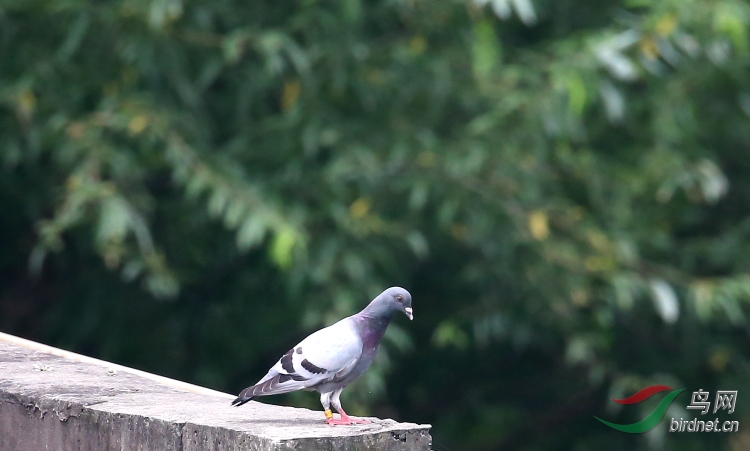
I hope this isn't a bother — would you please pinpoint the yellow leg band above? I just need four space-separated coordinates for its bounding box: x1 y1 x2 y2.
324 409 333 420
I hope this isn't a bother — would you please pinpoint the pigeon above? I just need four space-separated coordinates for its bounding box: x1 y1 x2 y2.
231 287 413 425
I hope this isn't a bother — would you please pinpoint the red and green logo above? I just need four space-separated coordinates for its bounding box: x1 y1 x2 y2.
595 385 685 433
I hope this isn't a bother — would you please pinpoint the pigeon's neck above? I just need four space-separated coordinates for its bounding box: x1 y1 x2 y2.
353 310 393 349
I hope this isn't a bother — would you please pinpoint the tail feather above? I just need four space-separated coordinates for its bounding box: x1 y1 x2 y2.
232 387 257 407
231 373 311 407
231 384 260 406
231 392 256 407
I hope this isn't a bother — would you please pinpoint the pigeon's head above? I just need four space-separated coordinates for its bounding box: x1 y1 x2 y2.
380 287 413 321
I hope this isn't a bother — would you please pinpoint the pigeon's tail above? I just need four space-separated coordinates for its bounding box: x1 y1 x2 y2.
231 392 256 407
231 384 259 407
231 373 311 407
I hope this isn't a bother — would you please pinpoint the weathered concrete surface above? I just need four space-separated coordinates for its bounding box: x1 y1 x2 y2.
0 341 431 451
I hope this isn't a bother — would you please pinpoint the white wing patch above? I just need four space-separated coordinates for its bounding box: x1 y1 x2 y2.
291 318 362 378
245 318 362 397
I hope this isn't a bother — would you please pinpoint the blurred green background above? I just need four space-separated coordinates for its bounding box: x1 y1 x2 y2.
2 0 750 450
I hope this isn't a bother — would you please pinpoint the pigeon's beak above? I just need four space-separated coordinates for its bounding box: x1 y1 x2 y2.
404 307 413 321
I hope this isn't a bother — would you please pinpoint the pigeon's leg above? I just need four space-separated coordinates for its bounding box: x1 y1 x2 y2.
322 391 353 425
330 388 370 425
320 392 340 425
321 391 352 425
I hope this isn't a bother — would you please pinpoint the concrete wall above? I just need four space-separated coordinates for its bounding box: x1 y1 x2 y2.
0 338 431 451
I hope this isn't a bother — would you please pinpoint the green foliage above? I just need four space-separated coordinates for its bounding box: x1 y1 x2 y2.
2 0 750 450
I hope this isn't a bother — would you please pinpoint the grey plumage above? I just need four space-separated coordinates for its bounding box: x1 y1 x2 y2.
231 287 413 424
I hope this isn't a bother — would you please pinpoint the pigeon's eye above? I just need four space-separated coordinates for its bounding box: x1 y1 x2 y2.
396 295 403 302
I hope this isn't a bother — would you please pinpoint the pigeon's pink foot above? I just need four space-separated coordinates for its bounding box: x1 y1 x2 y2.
324 409 371 425
326 417 353 426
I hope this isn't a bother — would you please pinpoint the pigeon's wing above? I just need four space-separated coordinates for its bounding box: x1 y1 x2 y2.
232 318 362 405
276 317 364 385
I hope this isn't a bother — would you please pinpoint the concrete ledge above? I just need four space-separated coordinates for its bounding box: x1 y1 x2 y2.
0 336 431 451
